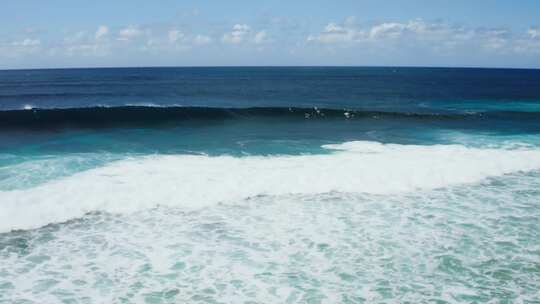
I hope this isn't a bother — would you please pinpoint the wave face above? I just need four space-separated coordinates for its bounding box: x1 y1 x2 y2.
1 106 539 131
2 141 540 232
0 106 414 128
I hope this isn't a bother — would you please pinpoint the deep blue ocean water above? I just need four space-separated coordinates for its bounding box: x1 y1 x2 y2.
1 67 540 303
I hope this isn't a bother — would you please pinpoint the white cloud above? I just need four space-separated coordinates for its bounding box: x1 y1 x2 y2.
308 19 473 45
528 28 540 39
58 27 113 57
168 29 184 43
12 38 41 47
512 29 540 54
369 22 406 39
64 31 87 43
307 23 363 43
478 29 510 51
95 26 109 40
222 24 250 44
118 26 143 41
305 18 540 57
0 38 42 58
2 19 540 67
254 31 267 44
194 35 212 45
64 43 110 57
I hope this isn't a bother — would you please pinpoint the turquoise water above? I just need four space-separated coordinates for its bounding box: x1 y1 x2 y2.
1 67 540 303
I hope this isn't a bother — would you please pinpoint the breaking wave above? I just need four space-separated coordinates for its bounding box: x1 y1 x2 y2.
1 106 539 129
1 141 540 232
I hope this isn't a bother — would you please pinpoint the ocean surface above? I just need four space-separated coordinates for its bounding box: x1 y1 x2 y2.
0 67 539 303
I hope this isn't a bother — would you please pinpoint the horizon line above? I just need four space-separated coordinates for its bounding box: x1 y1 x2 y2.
1 64 540 72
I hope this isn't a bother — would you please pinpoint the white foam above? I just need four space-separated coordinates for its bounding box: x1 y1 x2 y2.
124 102 184 107
2 141 540 232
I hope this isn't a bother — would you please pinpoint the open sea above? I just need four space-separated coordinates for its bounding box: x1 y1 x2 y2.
0 67 540 303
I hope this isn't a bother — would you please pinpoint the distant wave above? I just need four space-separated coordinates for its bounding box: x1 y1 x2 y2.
1 106 539 129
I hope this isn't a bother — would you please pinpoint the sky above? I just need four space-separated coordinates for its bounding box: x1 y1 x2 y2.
1 0 540 69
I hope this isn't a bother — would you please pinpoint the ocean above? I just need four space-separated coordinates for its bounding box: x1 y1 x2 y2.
0 67 539 303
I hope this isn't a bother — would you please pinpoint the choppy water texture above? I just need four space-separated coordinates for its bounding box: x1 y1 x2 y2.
1 67 540 303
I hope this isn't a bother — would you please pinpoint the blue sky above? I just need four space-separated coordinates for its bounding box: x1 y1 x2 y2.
1 0 540 69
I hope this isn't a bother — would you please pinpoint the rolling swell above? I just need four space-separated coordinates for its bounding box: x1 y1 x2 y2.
0 106 539 129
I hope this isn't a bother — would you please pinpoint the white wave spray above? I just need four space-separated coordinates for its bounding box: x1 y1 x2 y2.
1 141 540 232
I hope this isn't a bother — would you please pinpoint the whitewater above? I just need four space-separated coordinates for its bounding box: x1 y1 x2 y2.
2 141 540 232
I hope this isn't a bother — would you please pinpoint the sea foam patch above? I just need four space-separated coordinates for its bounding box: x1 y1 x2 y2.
1 141 540 232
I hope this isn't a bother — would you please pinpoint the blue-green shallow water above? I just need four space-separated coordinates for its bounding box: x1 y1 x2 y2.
1 67 540 303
